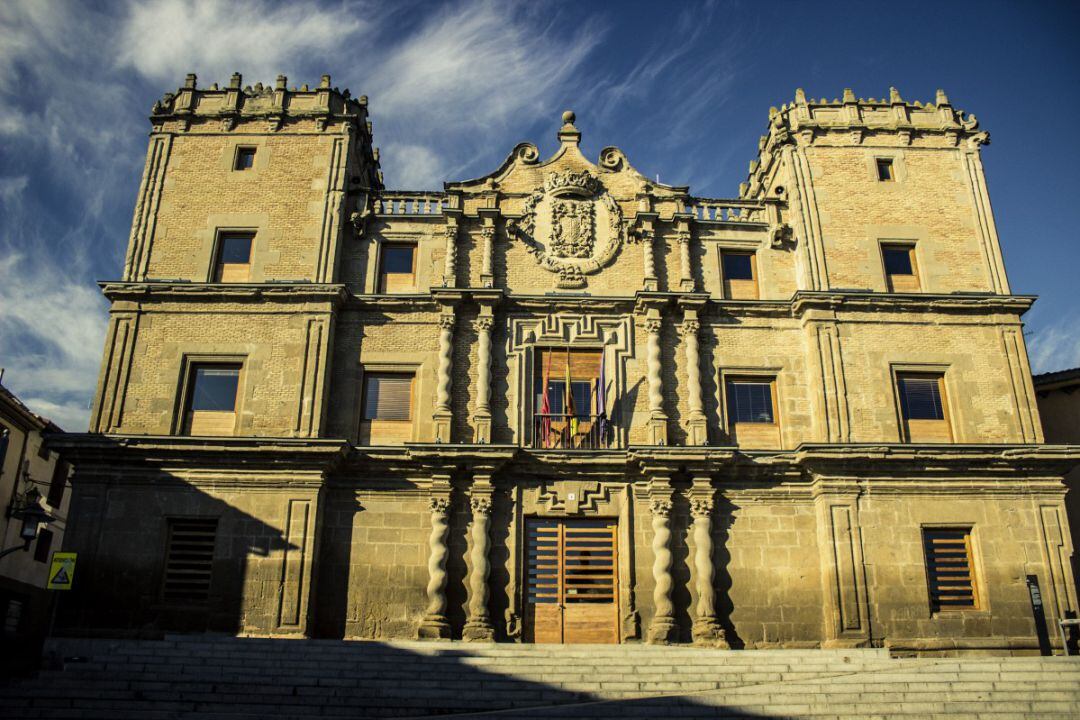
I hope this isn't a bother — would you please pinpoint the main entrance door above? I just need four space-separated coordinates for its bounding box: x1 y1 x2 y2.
524 517 619 643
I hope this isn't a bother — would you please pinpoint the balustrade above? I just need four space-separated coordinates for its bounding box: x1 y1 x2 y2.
683 198 766 223
376 192 454 215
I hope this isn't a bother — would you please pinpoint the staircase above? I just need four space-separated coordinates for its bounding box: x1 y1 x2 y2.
1 635 1078 719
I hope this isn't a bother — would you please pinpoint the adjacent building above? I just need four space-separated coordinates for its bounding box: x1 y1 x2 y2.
1 382 70 664
53 75 1078 653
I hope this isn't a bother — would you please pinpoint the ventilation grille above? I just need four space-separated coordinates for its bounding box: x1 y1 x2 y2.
924 528 977 611
163 518 218 602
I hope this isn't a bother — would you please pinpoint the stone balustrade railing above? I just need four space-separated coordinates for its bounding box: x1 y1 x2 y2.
683 198 767 223
377 192 456 215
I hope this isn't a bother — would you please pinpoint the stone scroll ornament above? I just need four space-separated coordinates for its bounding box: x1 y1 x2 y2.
507 170 625 289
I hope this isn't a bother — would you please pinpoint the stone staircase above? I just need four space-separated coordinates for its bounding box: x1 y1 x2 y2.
1 635 1078 719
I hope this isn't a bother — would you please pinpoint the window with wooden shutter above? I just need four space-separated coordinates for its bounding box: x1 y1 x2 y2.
923 527 978 612
378 244 416 293
897 372 952 443
720 251 759 299
882 243 919 292
213 231 254 282
163 518 218 602
183 363 241 436
359 373 414 445
724 376 780 449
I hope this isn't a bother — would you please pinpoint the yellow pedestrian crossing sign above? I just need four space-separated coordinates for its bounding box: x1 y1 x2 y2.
47 552 77 590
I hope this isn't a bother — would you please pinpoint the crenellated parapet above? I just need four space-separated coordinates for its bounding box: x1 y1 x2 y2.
741 87 989 199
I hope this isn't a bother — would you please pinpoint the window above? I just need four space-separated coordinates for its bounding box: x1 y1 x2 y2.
882 243 919 292
923 527 978 612
34 529 53 563
897 372 952 443
46 460 68 507
183 363 241 436
724 376 779 449
359 373 414 444
876 158 894 181
720 251 758 300
378 243 416 293
163 518 218 602
3 597 23 637
533 349 605 448
213 231 254 282
234 146 256 170
0 427 9 478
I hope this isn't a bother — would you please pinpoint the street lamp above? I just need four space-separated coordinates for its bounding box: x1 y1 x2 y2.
0 488 54 560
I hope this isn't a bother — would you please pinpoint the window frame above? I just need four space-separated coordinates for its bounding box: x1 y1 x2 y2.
233 146 257 171
161 517 219 604
174 357 245 436
211 229 255 283
719 249 759 300
875 157 895 182
377 242 418 293
893 367 954 443
720 371 782 449
880 242 920 293
359 370 417 445
921 525 983 614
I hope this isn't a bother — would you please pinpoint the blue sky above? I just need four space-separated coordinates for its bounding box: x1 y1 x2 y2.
1 0 1078 430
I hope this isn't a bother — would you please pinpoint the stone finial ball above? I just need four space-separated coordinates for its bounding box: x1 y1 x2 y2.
562 110 576 124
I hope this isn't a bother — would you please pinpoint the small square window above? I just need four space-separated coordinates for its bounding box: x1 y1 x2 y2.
214 232 253 282
876 158 894 181
720 251 758 299
882 243 919 292
183 363 241 436
378 244 416 293
360 373 415 444
234 147 256 170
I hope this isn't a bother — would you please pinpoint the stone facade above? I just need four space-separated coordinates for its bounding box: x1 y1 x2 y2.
53 76 1080 654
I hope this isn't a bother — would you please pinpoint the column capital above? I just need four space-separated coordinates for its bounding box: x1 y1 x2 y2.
690 497 713 518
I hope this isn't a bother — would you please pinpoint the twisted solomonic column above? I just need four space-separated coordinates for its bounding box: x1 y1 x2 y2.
638 228 658 290
442 223 458 287
418 496 452 639
646 497 677 643
690 497 728 646
681 318 708 446
472 316 493 443
463 496 495 641
676 230 694 291
434 313 454 441
480 226 495 286
645 316 667 445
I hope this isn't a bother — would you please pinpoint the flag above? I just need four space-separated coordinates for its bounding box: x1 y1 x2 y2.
596 348 608 445
539 350 552 447
565 347 578 438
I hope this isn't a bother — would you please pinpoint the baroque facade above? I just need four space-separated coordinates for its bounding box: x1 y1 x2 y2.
54 75 1079 653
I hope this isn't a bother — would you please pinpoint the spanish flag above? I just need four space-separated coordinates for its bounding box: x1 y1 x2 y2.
565 347 577 436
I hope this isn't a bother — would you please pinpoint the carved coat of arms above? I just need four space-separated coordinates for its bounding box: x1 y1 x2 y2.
508 170 624 288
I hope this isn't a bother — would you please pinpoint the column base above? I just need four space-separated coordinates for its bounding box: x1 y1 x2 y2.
472 414 492 444
687 417 708 446
692 617 729 648
648 417 668 446
417 616 451 640
462 620 495 642
679 279 695 292
433 413 452 444
645 616 678 644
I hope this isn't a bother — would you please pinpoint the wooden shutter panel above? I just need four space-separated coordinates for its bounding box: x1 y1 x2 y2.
163 519 218 602
924 528 978 611
363 375 413 421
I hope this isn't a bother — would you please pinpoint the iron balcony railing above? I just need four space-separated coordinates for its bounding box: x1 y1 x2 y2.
531 413 614 450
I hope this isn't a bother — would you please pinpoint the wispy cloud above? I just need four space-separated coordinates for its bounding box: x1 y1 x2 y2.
1028 316 1080 375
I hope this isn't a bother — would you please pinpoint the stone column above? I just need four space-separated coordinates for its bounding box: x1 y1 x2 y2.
480 226 495 287
472 316 493 443
681 316 708 445
645 315 667 445
646 494 677 643
641 228 658 291
434 312 454 442
690 495 727 646
677 230 694 291
419 495 452 639
463 494 495 641
442 222 458 287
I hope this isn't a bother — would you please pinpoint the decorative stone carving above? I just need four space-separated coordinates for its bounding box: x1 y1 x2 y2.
419 495 452 639
770 222 795 249
598 146 625 170
464 493 495 641
507 170 624 288
647 497 677 643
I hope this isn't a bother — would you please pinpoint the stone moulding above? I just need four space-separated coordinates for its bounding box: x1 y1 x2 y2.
100 281 348 306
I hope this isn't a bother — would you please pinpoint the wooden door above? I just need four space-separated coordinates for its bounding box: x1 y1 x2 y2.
524 518 618 644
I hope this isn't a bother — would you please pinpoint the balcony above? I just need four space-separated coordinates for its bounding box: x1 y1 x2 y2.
531 414 613 450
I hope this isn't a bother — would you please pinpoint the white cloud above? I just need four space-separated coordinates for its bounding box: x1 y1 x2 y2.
0 175 29 203
384 143 445 190
116 0 369 85
1028 316 1080 375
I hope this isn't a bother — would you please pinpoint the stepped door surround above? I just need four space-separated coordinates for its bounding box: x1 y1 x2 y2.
524 517 619 643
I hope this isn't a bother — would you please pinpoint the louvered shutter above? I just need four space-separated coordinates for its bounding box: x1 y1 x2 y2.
363 374 413 421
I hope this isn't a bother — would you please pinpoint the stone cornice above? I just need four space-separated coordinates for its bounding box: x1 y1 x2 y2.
100 281 348 306
790 291 1036 317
